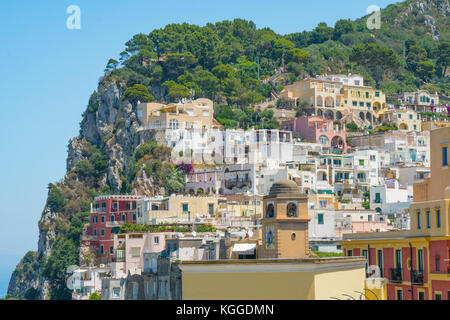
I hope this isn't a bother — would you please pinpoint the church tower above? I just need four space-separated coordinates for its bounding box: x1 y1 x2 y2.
261 180 310 259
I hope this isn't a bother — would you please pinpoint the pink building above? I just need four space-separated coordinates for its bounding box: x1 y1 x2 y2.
282 116 348 153
82 195 143 264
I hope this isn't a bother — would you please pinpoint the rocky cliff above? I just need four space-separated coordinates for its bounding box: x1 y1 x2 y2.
7 76 162 299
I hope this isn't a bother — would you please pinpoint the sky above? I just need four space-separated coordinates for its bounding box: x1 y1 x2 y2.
0 0 400 296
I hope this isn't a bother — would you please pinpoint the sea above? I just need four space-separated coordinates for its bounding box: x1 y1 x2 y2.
0 254 21 299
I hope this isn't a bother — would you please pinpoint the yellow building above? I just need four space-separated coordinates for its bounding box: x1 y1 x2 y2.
218 194 263 218
379 109 422 132
340 127 450 300
280 76 386 125
136 195 220 223
178 257 367 300
137 98 222 130
422 120 450 132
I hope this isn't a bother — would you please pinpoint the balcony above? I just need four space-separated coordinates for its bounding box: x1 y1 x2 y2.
106 221 126 228
389 267 402 283
411 270 424 285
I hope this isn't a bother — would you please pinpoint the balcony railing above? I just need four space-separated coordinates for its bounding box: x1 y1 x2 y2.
105 221 126 228
411 270 424 285
389 267 402 283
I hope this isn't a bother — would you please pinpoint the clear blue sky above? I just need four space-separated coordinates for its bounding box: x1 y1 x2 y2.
0 0 399 293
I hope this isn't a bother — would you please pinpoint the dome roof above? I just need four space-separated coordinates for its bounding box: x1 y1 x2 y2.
267 180 301 198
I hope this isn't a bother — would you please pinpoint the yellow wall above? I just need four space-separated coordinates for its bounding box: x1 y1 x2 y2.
180 261 366 300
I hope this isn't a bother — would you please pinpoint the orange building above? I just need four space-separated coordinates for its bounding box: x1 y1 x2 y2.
340 127 450 300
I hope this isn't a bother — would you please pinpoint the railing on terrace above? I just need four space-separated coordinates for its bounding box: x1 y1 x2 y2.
411 270 424 285
389 267 402 283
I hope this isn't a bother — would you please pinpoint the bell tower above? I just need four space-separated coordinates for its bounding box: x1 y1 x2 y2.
261 180 310 259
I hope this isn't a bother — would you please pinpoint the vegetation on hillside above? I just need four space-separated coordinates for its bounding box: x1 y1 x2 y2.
10 0 450 300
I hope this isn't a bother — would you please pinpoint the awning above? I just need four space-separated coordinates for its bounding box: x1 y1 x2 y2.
232 243 256 255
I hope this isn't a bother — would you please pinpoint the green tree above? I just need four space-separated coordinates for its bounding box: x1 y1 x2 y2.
123 84 155 104
47 187 66 213
163 80 191 101
333 19 354 40
350 43 401 86
104 59 119 72
436 42 449 77
89 292 101 300
309 22 334 44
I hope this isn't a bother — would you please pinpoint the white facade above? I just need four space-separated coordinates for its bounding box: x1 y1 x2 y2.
370 180 412 215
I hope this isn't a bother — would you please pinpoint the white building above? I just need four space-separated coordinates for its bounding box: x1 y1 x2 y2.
370 180 412 215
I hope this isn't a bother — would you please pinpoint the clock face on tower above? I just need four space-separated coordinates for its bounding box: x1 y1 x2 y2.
265 225 275 250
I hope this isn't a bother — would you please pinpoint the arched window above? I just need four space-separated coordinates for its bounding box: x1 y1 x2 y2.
318 136 329 145
266 203 275 218
287 203 298 217
169 119 179 130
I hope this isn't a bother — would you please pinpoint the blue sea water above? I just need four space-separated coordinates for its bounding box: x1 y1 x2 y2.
0 254 22 298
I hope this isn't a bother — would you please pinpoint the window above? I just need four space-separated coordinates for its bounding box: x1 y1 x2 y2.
202 110 209 117
113 203 118 209
318 214 324 225
154 236 159 244
113 288 121 298
419 291 425 300
436 257 440 273
94 229 97 236
362 250 368 272
443 147 448 166
266 203 275 218
131 247 141 257
208 204 214 216
437 209 441 228
378 250 383 277
318 136 329 145
435 294 442 300
348 250 353 257
100 245 104 254
287 203 297 217
101 216 105 223
366 103 371 108
396 289 403 300
359 159 364 166
427 211 430 229
395 249 402 269
375 193 381 203
359 102 364 107
110 246 114 254
122 215 126 222
418 249 424 272
132 213 136 221
110 215 115 222
417 212 421 229
101 229 105 236
182 204 189 212
352 101 357 106
169 119 179 130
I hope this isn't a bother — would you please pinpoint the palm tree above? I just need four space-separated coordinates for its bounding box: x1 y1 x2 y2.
166 165 185 195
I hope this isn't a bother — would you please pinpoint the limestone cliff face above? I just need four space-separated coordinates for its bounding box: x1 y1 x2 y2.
394 0 450 40
7 78 158 299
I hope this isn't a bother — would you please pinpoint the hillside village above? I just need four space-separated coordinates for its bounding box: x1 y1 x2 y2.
6 0 450 301
68 72 450 300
